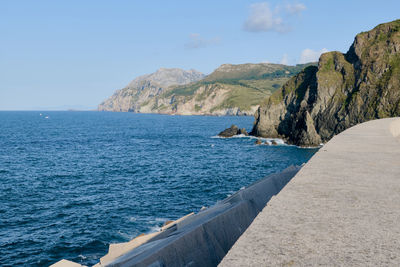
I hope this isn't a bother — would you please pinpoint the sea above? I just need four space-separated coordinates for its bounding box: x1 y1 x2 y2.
0 111 318 266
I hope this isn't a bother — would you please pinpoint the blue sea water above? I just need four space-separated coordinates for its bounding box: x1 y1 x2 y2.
0 111 317 266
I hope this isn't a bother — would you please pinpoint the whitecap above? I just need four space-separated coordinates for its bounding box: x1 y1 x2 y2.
147 225 161 233
116 230 132 240
211 134 286 145
211 134 250 139
150 217 170 223
231 134 248 138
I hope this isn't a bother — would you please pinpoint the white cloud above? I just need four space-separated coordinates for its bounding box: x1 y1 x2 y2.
184 33 220 49
285 3 306 14
243 2 306 33
280 54 290 65
243 2 287 33
299 48 329 63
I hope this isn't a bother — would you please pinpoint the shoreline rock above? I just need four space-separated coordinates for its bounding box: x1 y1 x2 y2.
238 128 249 136
218 125 239 137
217 125 249 138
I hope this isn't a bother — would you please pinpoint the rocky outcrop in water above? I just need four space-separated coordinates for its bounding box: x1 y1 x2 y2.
218 125 249 137
218 125 239 137
239 128 249 136
251 19 400 146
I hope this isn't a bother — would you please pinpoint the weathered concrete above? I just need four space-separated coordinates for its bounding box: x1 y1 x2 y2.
95 166 300 267
219 118 400 266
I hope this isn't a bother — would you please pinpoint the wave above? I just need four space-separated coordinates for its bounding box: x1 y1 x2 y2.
211 134 285 145
147 225 162 234
211 134 324 149
144 217 171 233
211 134 248 139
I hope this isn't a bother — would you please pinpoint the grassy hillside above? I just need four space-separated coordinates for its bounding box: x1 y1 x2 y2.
163 63 315 111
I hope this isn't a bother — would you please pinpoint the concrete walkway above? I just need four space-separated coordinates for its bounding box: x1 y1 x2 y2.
219 118 400 266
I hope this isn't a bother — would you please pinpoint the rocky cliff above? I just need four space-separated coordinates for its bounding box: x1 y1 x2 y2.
98 63 313 115
251 19 400 146
98 68 205 112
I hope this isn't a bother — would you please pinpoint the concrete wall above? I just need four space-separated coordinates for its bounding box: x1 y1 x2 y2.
97 166 300 267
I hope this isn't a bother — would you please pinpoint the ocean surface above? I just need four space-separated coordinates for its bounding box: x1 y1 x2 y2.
0 111 318 266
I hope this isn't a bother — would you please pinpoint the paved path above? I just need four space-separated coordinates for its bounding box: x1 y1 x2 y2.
219 118 400 266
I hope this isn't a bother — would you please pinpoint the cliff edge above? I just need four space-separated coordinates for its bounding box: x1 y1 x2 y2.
251 19 400 146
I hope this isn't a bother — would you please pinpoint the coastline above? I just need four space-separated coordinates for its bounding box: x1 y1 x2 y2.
96 110 256 117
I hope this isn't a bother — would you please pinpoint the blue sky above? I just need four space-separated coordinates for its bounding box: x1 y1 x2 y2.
1 0 399 110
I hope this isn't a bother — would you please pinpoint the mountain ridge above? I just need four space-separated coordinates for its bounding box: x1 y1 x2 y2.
98 68 205 113
98 63 314 115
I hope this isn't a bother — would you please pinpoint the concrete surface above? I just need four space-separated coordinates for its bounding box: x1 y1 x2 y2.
95 166 300 267
219 118 400 266
49 259 86 267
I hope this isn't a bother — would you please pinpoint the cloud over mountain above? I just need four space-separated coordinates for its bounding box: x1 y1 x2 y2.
299 48 329 63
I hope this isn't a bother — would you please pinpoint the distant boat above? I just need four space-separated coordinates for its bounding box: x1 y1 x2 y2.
45 116 49 119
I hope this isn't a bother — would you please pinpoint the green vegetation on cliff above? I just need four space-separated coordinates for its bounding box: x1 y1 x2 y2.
251 19 400 146
162 63 315 114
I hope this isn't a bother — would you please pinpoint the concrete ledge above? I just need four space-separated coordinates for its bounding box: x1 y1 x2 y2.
94 165 300 267
219 118 400 266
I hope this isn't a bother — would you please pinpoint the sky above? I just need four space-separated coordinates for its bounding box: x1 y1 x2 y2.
1 0 399 110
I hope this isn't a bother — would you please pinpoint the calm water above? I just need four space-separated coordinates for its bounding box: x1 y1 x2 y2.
0 111 317 266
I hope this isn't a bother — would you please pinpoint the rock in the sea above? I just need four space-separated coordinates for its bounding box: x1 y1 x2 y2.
251 19 400 146
218 125 239 137
255 139 262 145
238 128 249 136
271 140 278 146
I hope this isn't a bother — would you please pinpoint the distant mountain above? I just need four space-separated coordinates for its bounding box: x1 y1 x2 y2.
98 63 314 115
98 68 205 112
251 19 400 146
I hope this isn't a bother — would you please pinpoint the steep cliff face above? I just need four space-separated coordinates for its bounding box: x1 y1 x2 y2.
251 19 400 146
98 68 205 112
99 63 313 115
